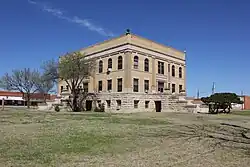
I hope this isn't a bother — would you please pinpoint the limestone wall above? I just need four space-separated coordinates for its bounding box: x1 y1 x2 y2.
84 92 189 112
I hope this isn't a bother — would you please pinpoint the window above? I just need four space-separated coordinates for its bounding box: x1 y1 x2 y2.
134 100 139 108
116 100 121 107
172 65 175 77
106 100 111 108
168 83 171 90
118 56 123 69
60 86 63 93
168 64 170 73
133 78 139 92
179 85 183 93
158 61 164 74
108 58 112 69
145 101 149 108
144 58 149 72
172 83 176 93
158 81 164 92
179 67 182 78
99 60 103 73
83 83 88 92
98 81 102 91
107 79 112 91
66 85 69 90
144 80 149 92
117 78 122 92
134 56 139 69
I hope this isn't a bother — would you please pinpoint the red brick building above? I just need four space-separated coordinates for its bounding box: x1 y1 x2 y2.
242 96 250 110
0 91 57 106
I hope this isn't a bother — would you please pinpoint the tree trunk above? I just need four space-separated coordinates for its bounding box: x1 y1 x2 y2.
72 94 78 112
27 94 31 109
43 93 47 104
72 97 77 112
1 98 4 111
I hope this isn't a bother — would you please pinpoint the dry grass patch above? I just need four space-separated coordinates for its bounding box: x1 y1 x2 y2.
0 109 250 167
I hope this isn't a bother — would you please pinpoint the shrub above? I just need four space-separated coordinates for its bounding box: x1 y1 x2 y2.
54 105 60 112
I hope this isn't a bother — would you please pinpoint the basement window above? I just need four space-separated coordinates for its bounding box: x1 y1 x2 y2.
134 100 139 108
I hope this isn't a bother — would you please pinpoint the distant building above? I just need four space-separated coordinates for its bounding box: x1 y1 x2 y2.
0 91 57 106
234 95 250 110
59 31 186 112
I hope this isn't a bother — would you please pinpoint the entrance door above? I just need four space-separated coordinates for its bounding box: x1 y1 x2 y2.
86 100 92 111
155 101 162 112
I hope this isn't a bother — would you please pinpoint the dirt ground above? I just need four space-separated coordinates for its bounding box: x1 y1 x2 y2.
0 109 250 167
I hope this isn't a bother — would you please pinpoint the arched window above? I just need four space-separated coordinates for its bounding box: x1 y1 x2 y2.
134 56 139 69
108 58 112 69
118 56 123 70
172 65 175 77
99 60 103 73
179 67 182 78
144 58 149 72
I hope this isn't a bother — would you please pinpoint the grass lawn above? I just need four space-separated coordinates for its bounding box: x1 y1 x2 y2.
231 110 250 116
0 109 250 167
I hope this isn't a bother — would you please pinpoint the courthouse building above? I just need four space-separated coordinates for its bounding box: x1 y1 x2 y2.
59 30 186 112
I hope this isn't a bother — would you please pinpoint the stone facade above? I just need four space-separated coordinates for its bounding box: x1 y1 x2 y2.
59 31 187 112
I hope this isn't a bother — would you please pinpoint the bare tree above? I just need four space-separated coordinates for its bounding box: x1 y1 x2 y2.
43 52 95 112
34 73 55 103
0 68 39 108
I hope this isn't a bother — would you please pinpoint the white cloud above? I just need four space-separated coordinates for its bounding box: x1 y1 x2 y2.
28 0 115 37
28 0 37 4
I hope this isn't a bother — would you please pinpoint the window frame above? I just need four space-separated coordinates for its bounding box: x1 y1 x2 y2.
83 82 88 93
133 78 139 92
98 81 102 92
118 56 123 70
107 79 112 91
108 58 112 69
134 56 139 69
158 61 164 74
172 65 175 77
158 81 164 93
179 67 182 78
134 100 139 108
144 80 149 92
99 60 103 73
145 101 149 108
179 85 183 93
144 58 149 72
117 78 123 92
172 83 176 93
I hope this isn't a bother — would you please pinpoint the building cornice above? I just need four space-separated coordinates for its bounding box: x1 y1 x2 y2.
84 43 185 61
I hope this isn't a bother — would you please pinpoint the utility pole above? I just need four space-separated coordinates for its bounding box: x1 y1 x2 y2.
241 90 244 110
212 82 215 95
197 89 200 99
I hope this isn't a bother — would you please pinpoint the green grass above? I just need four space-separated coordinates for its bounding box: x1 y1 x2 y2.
0 110 169 166
1 109 250 167
231 110 250 116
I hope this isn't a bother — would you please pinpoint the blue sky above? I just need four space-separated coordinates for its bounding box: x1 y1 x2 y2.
0 0 250 97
